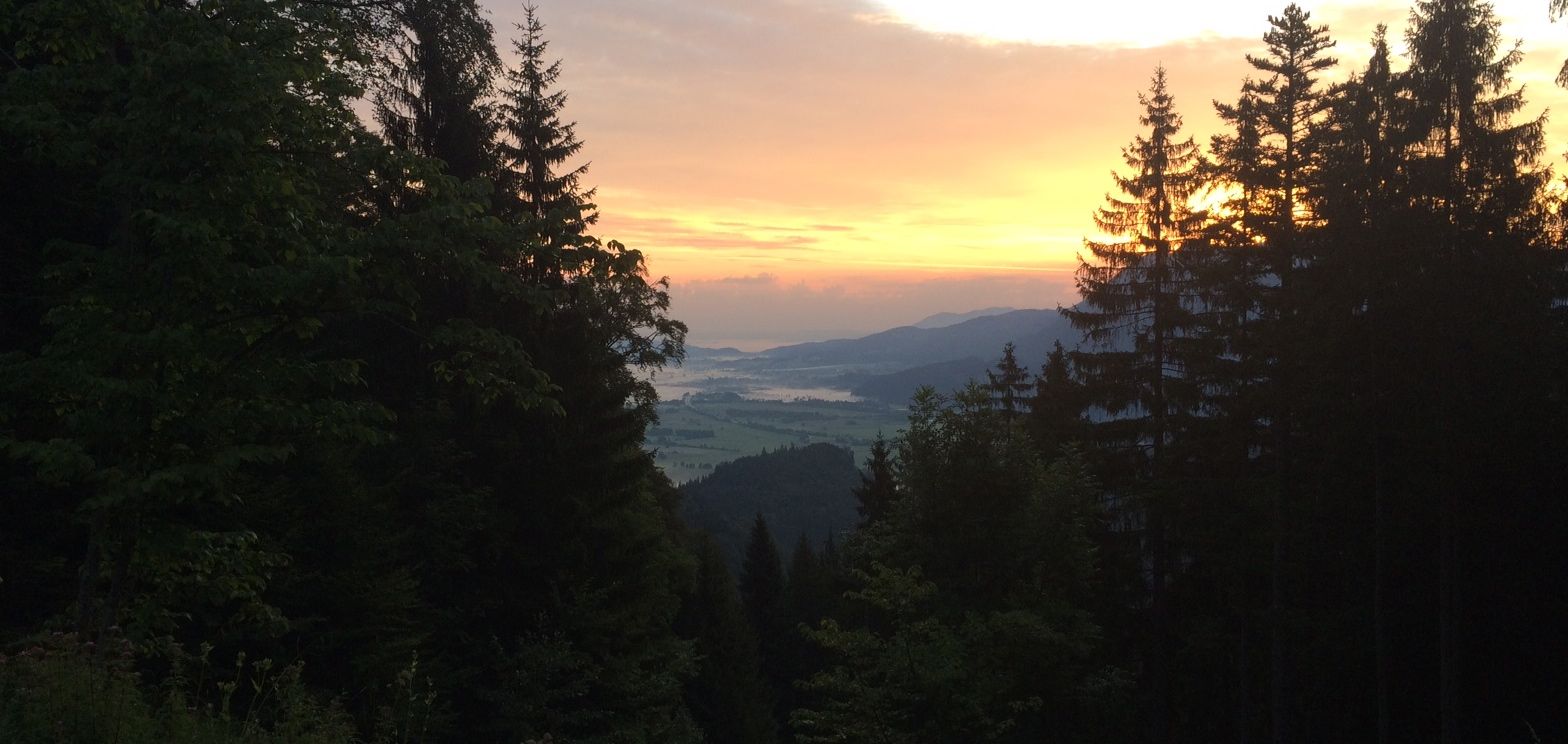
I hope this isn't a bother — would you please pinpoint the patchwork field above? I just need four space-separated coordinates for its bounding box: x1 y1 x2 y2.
649 393 910 483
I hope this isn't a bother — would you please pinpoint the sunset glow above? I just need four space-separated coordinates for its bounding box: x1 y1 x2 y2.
866 0 1288 47
502 0 1568 345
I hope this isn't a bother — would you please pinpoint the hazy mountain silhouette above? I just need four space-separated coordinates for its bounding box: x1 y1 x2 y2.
753 309 1073 370
910 306 1017 329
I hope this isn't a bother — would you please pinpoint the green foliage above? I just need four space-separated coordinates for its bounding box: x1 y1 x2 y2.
682 443 861 572
0 0 406 644
793 389 1123 743
852 435 899 529
497 3 596 245
676 537 778 744
2 1 696 741
0 634 357 744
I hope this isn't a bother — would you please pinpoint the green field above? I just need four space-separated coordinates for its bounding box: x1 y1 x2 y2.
649 393 910 483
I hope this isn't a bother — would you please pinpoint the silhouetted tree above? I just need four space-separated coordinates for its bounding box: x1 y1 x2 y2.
498 3 594 278
1220 9 1339 742
985 342 1031 419
1061 66 1208 741
372 0 502 182
853 436 898 528
1028 341 1083 460
678 536 778 744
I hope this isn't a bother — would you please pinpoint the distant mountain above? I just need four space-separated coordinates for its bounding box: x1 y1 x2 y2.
755 308 1074 372
684 344 754 360
849 356 989 404
680 443 861 572
911 306 1017 329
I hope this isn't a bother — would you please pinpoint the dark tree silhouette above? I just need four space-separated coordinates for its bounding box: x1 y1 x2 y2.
1061 67 1208 741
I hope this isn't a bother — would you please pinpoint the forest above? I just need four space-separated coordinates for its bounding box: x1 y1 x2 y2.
1 1 1565 743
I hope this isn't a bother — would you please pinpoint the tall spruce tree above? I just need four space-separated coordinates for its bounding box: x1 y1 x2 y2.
360 3 693 739
1400 2 1547 740
1216 9 1338 743
1061 67 1208 741
1062 67 1210 474
498 2 594 278
1309 26 1406 744
739 514 790 730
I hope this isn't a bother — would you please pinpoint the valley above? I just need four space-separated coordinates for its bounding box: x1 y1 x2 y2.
647 306 1074 481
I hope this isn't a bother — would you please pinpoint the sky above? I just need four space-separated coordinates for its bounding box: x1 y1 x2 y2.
479 0 1568 350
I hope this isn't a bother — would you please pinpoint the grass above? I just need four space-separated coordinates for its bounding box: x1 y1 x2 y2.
649 395 909 483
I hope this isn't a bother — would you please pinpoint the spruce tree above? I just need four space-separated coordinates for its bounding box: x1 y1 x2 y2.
362 3 693 738
1555 0 1568 87
1310 27 1405 743
677 536 778 744
985 342 1032 419
1062 66 1210 475
853 435 898 528
1400 3 1547 740
1219 10 1338 742
1027 341 1083 460
739 515 790 730
372 0 502 182
498 2 595 276
1061 67 1208 741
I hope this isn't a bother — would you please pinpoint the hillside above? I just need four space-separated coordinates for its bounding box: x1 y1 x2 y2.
679 442 861 570
848 356 989 404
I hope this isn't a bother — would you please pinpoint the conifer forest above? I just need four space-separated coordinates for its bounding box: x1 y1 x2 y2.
2 1 1567 742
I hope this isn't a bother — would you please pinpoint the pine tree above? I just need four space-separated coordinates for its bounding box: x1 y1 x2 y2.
1221 10 1339 743
985 342 1032 419
739 516 785 644
1399 3 1547 740
372 0 502 182
1060 68 1208 741
1062 66 1210 476
498 2 595 275
1027 341 1083 460
677 536 779 744
1310 27 1405 744
786 534 828 629
362 3 693 738
739 515 790 731
853 435 898 528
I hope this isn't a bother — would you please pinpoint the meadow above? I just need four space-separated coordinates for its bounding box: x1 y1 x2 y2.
649 393 908 483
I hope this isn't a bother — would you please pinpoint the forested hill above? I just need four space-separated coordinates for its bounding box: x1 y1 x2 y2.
849 356 988 403
680 443 860 570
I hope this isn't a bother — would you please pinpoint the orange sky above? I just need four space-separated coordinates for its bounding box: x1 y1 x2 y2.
483 0 1568 348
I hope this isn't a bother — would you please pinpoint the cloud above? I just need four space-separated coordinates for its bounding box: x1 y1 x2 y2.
670 272 1078 350
484 0 1568 347
704 273 781 286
